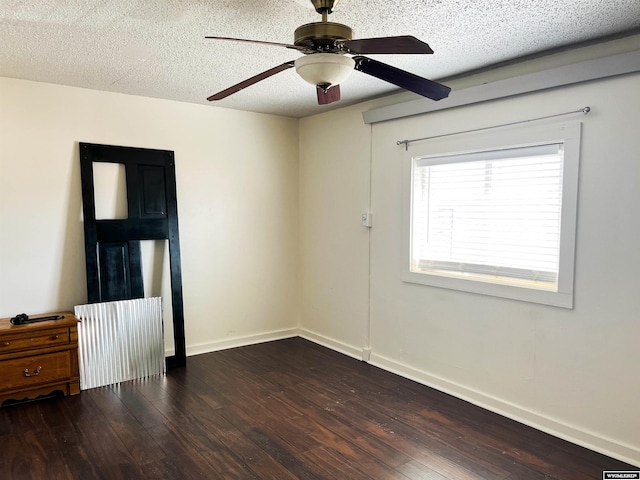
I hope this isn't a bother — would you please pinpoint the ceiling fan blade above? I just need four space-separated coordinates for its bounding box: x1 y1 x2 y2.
353 56 450 101
340 36 434 54
207 61 295 101
205 36 306 52
317 84 341 105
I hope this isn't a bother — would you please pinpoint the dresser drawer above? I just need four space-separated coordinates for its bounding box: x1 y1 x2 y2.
0 327 69 354
0 351 71 391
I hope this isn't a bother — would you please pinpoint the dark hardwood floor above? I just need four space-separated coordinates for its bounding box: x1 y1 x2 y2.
0 337 636 479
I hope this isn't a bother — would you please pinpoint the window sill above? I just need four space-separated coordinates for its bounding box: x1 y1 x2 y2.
402 270 573 308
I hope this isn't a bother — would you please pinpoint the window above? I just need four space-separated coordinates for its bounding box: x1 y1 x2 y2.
403 123 581 308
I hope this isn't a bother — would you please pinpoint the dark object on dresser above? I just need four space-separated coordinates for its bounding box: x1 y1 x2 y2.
10 313 65 325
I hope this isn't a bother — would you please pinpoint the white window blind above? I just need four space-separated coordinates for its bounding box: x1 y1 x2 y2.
410 143 564 291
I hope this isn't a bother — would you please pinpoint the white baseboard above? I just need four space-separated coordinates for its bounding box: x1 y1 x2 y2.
184 328 299 357
171 328 639 467
369 351 640 468
178 327 364 360
297 328 365 360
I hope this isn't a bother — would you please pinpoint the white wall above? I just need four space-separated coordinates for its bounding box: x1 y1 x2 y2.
299 54 640 465
0 78 300 354
298 105 372 355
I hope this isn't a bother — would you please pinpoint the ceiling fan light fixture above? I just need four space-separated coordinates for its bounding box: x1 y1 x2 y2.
295 53 355 87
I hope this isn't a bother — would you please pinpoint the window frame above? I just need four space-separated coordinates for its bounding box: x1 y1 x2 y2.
401 122 582 308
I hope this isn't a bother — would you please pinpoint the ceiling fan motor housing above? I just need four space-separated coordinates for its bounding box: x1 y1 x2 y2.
294 22 353 51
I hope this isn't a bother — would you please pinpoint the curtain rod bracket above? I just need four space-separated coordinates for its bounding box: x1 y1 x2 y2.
397 140 409 151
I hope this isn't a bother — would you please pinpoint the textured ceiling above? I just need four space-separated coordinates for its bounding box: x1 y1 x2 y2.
1 0 639 118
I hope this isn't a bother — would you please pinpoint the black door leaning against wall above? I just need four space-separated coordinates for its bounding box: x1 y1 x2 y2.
79 142 186 368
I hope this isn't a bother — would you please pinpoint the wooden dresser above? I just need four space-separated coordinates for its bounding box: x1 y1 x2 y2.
0 312 80 405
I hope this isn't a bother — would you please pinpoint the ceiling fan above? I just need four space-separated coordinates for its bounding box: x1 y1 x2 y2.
206 0 451 106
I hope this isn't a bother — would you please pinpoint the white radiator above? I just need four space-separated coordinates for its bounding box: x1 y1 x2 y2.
74 297 165 390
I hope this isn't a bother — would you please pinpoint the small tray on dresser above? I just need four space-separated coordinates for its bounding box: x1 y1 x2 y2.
0 312 80 405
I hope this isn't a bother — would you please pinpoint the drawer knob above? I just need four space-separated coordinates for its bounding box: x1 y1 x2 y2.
51 335 59 340
2 341 9 347
23 366 42 377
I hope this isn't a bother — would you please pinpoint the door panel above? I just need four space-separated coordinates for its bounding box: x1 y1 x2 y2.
79 142 186 368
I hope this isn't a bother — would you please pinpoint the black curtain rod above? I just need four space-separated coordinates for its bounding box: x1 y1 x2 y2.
397 107 591 150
